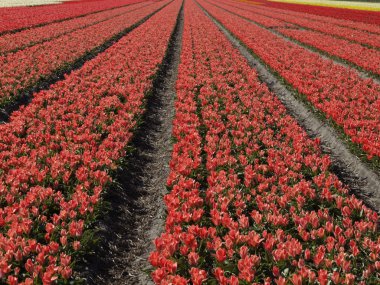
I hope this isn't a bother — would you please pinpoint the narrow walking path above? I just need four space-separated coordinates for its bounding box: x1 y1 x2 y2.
197 1 380 213
77 3 184 284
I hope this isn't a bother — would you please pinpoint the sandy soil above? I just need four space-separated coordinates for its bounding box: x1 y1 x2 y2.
0 0 74 8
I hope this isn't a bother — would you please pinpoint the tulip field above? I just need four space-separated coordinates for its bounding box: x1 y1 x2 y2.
0 0 379 284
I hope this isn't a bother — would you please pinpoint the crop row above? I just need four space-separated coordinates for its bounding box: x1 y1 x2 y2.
0 1 151 55
209 0 380 77
0 1 168 109
211 0 380 49
0 0 142 34
219 0 380 35
254 0 380 26
0 0 181 284
200 0 380 163
150 1 380 284
276 27 380 76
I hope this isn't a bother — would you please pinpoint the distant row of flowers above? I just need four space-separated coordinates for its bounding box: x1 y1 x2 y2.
211 0 380 49
208 0 380 76
0 0 142 34
0 1 164 108
150 1 379 284
249 0 380 27
201 0 380 163
0 1 150 55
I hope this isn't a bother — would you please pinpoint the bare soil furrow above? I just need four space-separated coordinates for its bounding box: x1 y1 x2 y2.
198 1 380 214
77 3 184 285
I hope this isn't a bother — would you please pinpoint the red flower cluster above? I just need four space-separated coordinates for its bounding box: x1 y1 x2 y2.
209 0 380 49
201 0 380 161
220 0 380 35
0 1 150 55
0 1 181 283
277 28 380 76
150 1 379 284
0 1 166 108
0 0 142 34
255 0 380 26
210 0 380 76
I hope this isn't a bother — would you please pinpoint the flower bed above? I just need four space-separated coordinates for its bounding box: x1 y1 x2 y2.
150 1 379 283
0 1 181 283
276 27 380 76
255 0 380 26
221 0 380 34
199 0 380 163
208 0 380 76
0 1 150 55
208 0 380 49
0 0 167 108
0 0 142 34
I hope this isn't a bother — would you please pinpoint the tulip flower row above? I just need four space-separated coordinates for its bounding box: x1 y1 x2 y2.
199 0 380 162
0 0 142 34
208 0 380 49
207 0 380 76
276 27 380 76
0 1 151 55
0 1 167 109
0 0 181 284
221 0 380 35
254 0 380 26
210 2 380 75
150 1 380 284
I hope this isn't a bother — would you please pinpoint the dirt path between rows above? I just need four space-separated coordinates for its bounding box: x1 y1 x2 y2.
205 0 380 84
198 1 380 214
76 3 183 285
